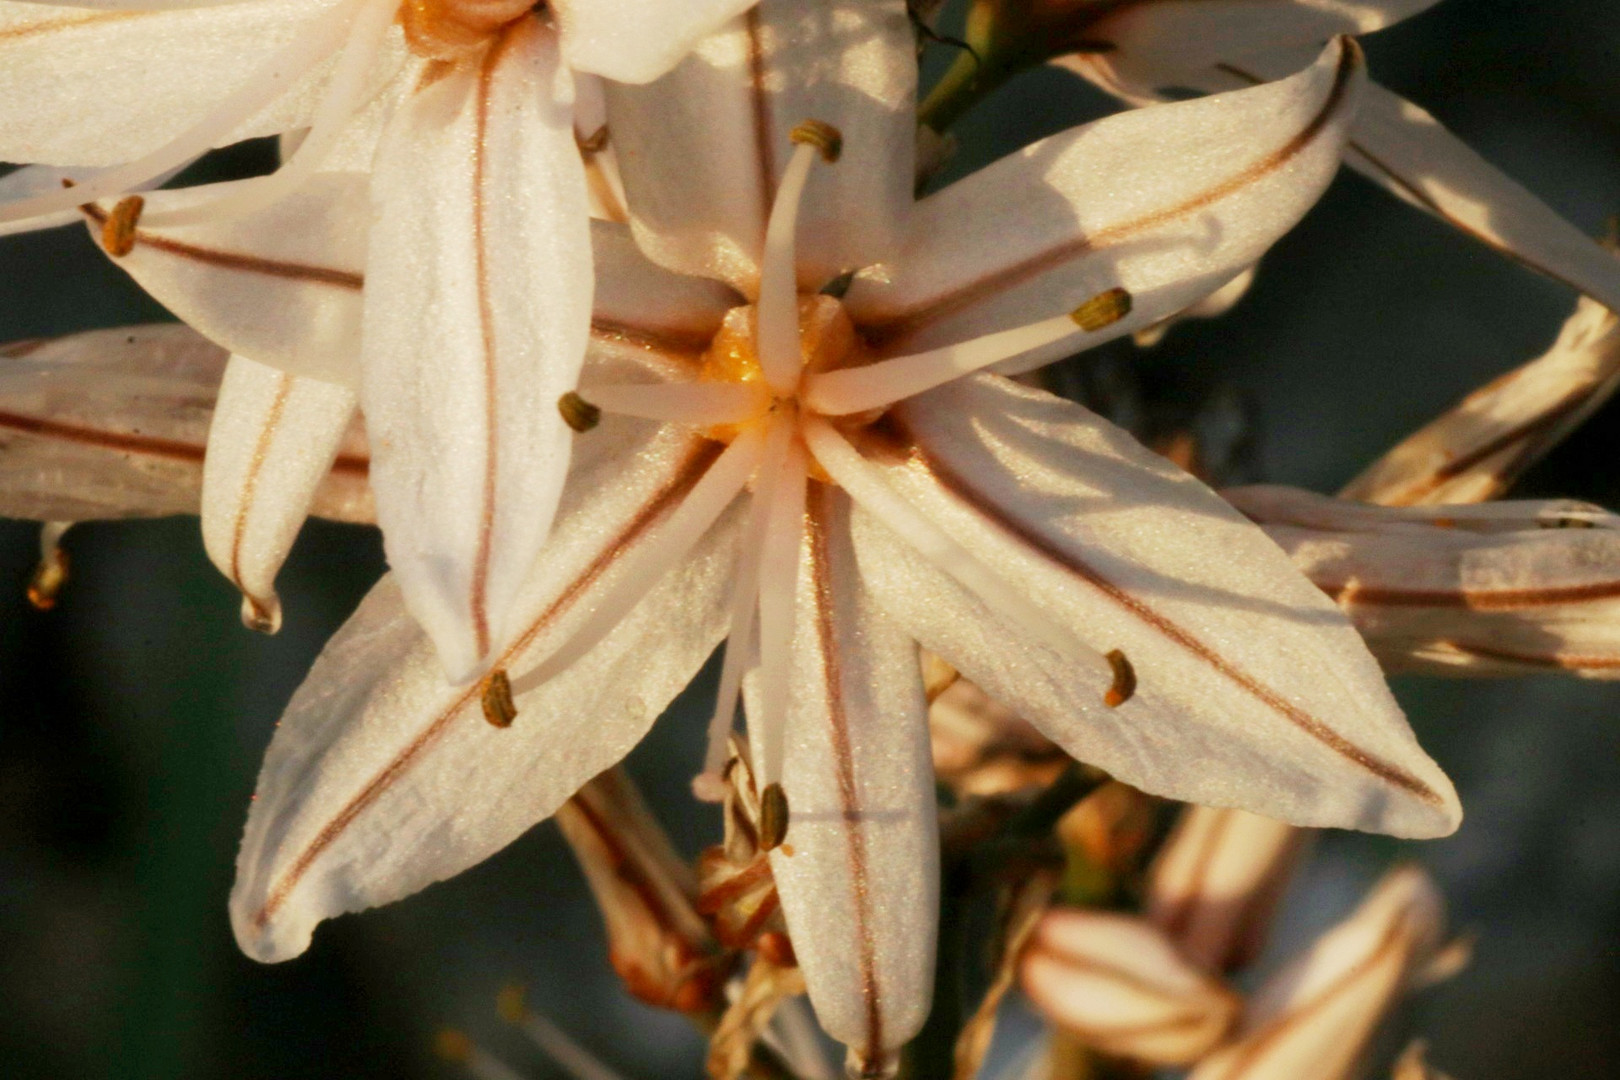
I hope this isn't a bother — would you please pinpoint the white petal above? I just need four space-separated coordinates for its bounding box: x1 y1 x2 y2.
0 0 405 166
0 324 221 519
87 172 369 384
848 374 1460 838
554 0 757 84
201 353 360 633
845 40 1363 371
591 219 741 347
362 19 593 683
603 0 915 294
1343 292 1620 506
1072 0 1436 89
0 159 188 237
230 417 740 963
741 486 936 1076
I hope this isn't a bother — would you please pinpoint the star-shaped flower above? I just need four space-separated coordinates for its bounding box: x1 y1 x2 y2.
215 7 1457 1071
0 0 757 679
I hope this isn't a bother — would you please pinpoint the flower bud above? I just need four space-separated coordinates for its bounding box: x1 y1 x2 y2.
1146 805 1309 973
1189 866 1453 1080
554 767 729 1014
1020 909 1240 1065
929 676 1067 797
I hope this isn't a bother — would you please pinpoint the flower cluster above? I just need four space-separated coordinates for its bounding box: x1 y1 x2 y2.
4 0 1619 1076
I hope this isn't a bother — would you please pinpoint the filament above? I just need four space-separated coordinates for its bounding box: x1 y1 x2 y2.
756 128 837 395
752 431 808 787
577 380 769 427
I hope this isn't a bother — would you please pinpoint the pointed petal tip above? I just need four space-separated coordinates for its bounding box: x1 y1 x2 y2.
240 592 283 635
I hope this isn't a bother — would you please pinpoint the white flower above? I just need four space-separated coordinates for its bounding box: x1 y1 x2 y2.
0 0 756 679
1230 484 1620 677
216 8 1460 1071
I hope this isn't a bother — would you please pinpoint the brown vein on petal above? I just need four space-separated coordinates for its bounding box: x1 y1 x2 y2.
229 371 294 616
1032 948 1194 1003
590 319 710 362
1320 576 1620 611
891 412 1444 806
1210 921 1410 1080
1154 808 1230 939
1214 61 1596 300
568 789 687 940
744 7 776 237
862 44 1360 348
808 485 885 1072
80 204 363 289
1441 640 1620 671
249 437 722 930
0 9 142 41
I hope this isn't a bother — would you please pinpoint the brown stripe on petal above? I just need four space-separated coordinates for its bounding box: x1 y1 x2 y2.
249 437 722 930
81 204 363 289
1320 577 1620 611
1443 640 1620 671
0 9 142 41
807 485 886 1072
1153 808 1232 940
590 318 711 362
744 7 776 236
0 408 207 462
863 44 1361 349
889 412 1445 806
229 371 294 619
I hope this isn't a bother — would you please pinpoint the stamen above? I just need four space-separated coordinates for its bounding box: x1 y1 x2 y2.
756 121 843 395
100 196 144 257
481 669 517 727
507 427 767 698
753 434 809 786
758 782 790 851
1103 649 1136 707
802 417 1115 682
0 0 368 227
498 985 627 1080
558 392 602 433
434 1029 529 1080
696 417 794 801
139 0 399 228
805 286 1135 417
577 381 768 427
26 521 72 612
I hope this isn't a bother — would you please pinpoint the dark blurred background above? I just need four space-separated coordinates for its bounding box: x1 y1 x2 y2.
4 1 1620 1077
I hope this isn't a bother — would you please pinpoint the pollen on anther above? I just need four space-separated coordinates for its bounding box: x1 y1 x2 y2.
481 670 517 728
1071 287 1132 332
1103 648 1136 708
789 119 843 162
759 782 790 851
102 195 145 257
26 549 68 612
559 391 601 433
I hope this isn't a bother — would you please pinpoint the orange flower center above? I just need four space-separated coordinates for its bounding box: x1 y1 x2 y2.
398 0 536 59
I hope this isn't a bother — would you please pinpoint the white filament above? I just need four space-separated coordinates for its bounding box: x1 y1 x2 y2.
0 0 368 226
580 380 768 427
513 1012 627 1080
39 521 72 561
139 0 397 227
507 427 765 697
802 416 1113 677
756 141 820 395
696 415 793 800
457 1046 529 1080
752 431 808 787
804 312 1086 416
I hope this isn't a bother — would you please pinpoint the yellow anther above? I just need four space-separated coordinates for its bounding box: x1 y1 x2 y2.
1103 648 1136 708
433 1028 475 1063
1070 287 1133 332
558 391 601 433
496 983 527 1024
26 548 68 612
481 669 517 728
790 119 843 162
759 782 790 851
102 196 145 258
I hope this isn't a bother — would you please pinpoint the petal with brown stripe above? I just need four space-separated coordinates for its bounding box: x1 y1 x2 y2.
230 415 741 963
554 0 758 84
844 39 1363 370
848 374 1460 839
86 171 369 385
362 18 592 684
603 0 915 296
201 353 361 633
741 486 937 1077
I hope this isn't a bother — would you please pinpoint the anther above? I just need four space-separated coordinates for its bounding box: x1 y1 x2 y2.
102 196 145 257
1071 287 1132 332
759 782 790 851
1103 648 1136 708
789 119 843 162
481 669 517 728
26 547 69 612
434 1028 475 1064
496 983 527 1024
558 391 601 433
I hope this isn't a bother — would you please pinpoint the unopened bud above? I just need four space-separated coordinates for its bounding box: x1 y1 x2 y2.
1021 909 1240 1065
929 676 1066 797
1146 805 1310 973
1189 866 1454 1080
